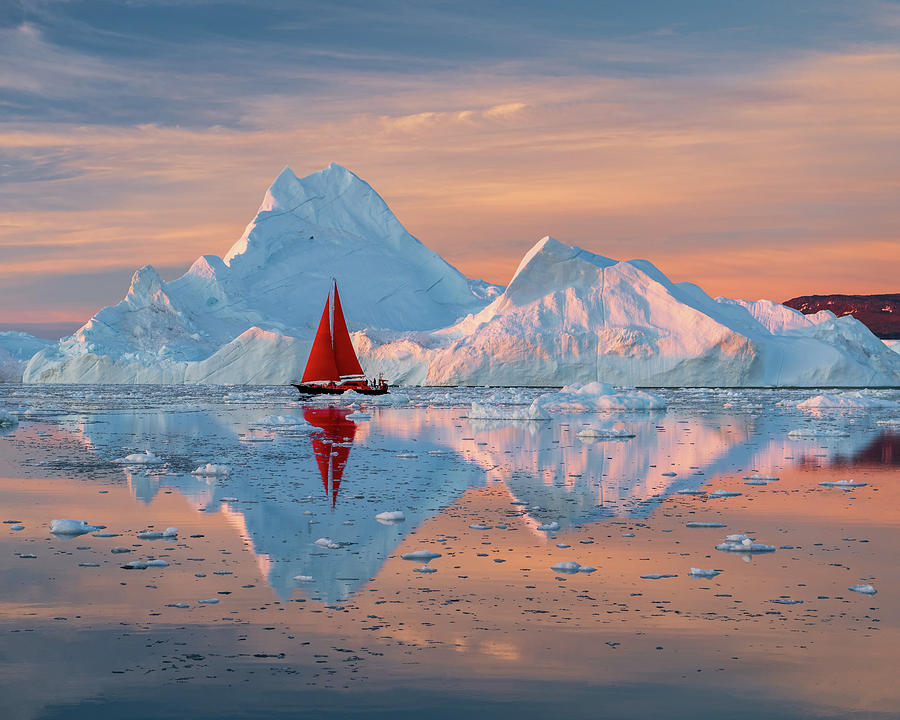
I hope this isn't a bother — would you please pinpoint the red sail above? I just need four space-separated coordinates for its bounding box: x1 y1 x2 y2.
301 297 340 383
331 284 365 379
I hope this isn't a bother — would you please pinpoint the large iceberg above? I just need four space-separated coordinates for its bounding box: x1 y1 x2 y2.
23 166 900 387
0 332 51 382
362 237 900 386
24 164 496 384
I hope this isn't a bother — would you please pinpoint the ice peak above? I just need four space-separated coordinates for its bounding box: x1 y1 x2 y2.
127 265 164 300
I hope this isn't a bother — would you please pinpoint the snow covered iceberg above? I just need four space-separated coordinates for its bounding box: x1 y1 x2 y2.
24 163 497 384
362 237 900 386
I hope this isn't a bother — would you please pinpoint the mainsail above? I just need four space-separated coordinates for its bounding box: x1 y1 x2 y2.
300 280 364 384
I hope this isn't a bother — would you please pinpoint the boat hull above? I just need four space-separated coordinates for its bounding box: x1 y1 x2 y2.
291 383 389 396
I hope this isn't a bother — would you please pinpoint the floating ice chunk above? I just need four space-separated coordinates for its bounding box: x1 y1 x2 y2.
467 402 547 420
414 566 437 573
576 420 636 439
191 463 230 477
293 575 315 583
743 475 779 482
346 411 371 420
78 562 100 567
661 471 677 477
531 382 667 414
212 570 232 575
314 537 340 549
18 553 36 559
537 521 560 532
146 559 169 568
797 391 900 410
122 560 149 570
551 562 582 573
0 409 18 428
395 453 418 459
110 547 132 554
136 527 178 540
115 450 162 465
469 523 492 530
849 584 877 595
688 568 720 577
401 550 442 561
641 573 677 579
788 428 850 438
686 522 727 528
375 511 406 524
256 415 308 426
342 390 409 405
676 489 707 495
819 480 867 488
771 598 804 605
579 566 597 573
50 519 100 536
715 534 775 553
92 532 119 538
198 598 219 604
709 490 742 498
10 524 24 531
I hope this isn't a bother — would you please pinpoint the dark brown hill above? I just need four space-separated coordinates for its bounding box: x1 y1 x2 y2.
783 294 900 339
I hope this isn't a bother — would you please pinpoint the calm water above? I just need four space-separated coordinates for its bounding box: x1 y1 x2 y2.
1 385 898 720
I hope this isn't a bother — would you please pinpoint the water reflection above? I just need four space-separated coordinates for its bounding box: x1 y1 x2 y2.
304 406 357 507
4 386 898 602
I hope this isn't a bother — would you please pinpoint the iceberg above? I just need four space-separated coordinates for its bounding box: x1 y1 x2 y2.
0 332 51 382
22 166 900 387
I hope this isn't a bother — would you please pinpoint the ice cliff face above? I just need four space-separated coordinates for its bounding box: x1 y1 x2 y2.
23 167 900 386
359 237 900 387
0 332 51 382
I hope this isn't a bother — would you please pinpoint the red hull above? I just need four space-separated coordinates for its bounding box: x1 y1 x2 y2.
292 381 388 396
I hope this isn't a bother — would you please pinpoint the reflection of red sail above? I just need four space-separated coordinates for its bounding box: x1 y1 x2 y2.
303 406 357 507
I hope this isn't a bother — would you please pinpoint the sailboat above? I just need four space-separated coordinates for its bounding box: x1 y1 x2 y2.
292 279 388 395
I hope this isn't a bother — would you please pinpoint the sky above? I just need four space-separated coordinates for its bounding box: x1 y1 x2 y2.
1 0 899 336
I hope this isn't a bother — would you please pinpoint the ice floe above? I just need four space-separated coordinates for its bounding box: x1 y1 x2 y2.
293 575 315 583
530 382 667 414
400 550 441 561
797 391 900 410
788 427 850 438
708 490 742 498
49 519 101 536
191 463 231 477
375 511 406 524
313 537 341 549
536 521 560 532
641 573 677 579
575 420 636 440
686 521 726 528
848 584 877 595
819 479 867 488
256 415 308 426
467 402 546 421
136 527 178 539
688 568 721 577
115 450 163 465
715 534 776 553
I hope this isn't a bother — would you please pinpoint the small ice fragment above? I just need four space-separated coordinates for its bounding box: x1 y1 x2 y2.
551 562 582 573
715 534 776 553
401 550 441 561
115 450 162 465
50 519 100 536
375 511 405 524
744 479 768 486
688 568 720 577
709 490 742 498
641 574 677 579
819 480 867 488
110 547 132 554
556 543 571 548
78 562 100 567
198 598 219 604
849 584 877 595
18 553 37 559
771 599 803 605
743 475 779 482
414 566 437 573
10 524 24 531
469 524 492 530
395 453 418 459
145 559 169 568
293 575 315 583
122 560 149 570
313 537 340 549
579 566 597 573
537 522 560 532
212 570 233 575
622 533 635 538
170 603 190 609
661 471 677 477
92 532 119 538
136 527 178 540
676 490 706 495
686 522 726 528
191 463 230 477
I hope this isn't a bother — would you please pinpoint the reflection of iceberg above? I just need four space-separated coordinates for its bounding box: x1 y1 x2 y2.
31 385 896 603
